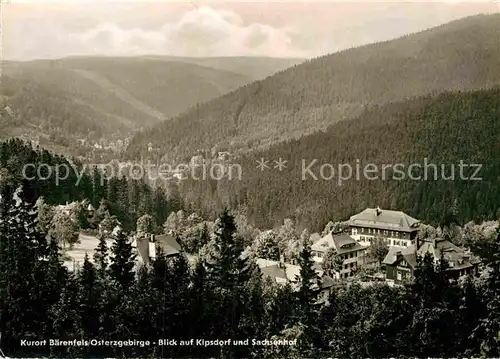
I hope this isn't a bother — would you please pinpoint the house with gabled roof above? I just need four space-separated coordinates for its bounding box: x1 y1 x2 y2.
382 245 418 285
310 231 368 280
417 238 481 278
349 207 420 248
155 234 182 257
383 238 480 285
255 258 335 303
132 234 182 267
132 235 157 267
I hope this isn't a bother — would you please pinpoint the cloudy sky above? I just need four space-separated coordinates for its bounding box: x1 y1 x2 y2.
3 1 499 60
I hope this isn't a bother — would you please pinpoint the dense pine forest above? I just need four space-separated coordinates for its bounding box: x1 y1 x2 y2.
179 87 500 231
0 186 499 358
126 14 500 162
0 139 181 232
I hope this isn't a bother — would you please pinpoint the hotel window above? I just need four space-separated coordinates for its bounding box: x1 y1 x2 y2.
384 230 388 235
352 228 358 235
397 272 402 281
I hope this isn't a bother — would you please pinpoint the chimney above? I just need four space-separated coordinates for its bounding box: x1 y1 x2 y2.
376 206 382 216
148 241 156 260
279 254 285 268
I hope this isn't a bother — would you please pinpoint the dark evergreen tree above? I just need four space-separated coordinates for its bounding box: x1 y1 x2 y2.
294 236 321 352
108 229 136 292
0 190 53 356
205 209 253 358
458 276 484 356
199 222 211 250
93 233 109 276
475 226 500 357
408 253 460 357
296 237 320 325
78 253 100 339
50 274 82 357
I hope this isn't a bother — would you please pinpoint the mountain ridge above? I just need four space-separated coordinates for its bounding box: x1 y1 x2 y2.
0 56 301 158
178 86 500 230
126 13 500 162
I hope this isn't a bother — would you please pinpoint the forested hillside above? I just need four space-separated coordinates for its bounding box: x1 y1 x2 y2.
180 87 500 231
0 139 182 231
126 14 500 162
0 56 299 157
141 55 304 81
1 192 500 358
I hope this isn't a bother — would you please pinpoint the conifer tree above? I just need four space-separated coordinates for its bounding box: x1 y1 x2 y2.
41 238 69 336
50 274 82 357
408 253 459 357
0 191 52 354
78 253 100 338
93 233 109 276
296 237 320 326
458 276 484 356
189 259 209 338
204 209 253 358
198 222 211 251
205 209 252 289
149 247 170 350
108 229 136 292
265 281 296 336
476 226 500 357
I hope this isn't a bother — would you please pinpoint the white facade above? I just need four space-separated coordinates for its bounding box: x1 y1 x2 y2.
349 208 420 249
311 232 367 279
350 228 416 248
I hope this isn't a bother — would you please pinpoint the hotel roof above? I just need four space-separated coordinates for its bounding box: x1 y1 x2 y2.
418 238 481 269
256 258 335 290
383 245 418 268
311 232 367 254
349 207 419 232
383 238 481 270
